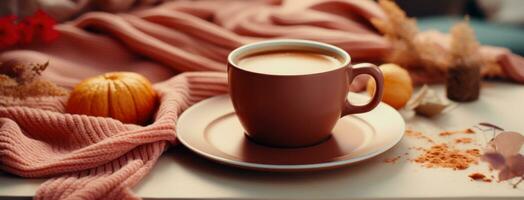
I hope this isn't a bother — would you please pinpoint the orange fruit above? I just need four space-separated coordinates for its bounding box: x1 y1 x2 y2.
367 63 413 109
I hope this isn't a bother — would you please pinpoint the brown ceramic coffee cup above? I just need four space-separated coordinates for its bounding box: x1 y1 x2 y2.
228 39 384 147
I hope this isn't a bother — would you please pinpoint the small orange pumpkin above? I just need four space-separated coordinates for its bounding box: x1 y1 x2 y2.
66 72 157 124
367 63 413 109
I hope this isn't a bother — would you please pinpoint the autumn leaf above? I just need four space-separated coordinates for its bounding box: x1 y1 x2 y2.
492 132 524 157
482 152 505 170
481 130 524 187
507 155 524 177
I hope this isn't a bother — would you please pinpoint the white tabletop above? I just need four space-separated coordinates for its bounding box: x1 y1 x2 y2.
1 82 524 200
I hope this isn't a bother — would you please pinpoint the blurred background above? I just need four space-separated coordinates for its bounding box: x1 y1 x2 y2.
397 0 524 55
1 0 523 54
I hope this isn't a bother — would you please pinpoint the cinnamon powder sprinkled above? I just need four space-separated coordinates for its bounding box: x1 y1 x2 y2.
413 144 479 170
384 156 401 164
386 129 482 170
405 129 434 143
439 128 475 136
455 137 473 144
465 149 480 157
388 128 493 182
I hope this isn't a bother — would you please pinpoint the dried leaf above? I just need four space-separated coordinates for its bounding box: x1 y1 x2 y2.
481 130 524 186
414 103 447 117
507 154 524 177
406 85 429 110
492 131 524 157
481 152 506 170
406 85 449 117
499 167 517 181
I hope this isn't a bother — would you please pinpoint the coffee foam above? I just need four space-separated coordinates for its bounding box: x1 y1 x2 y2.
237 50 342 75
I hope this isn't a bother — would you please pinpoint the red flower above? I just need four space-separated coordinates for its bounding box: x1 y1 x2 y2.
1 10 58 48
0 15 19 49
17 20 33 45
19 10 59 44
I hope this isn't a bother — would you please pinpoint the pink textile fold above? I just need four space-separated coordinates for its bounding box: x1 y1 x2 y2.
1 0 391 89
1 0 523 199
1 72 228 199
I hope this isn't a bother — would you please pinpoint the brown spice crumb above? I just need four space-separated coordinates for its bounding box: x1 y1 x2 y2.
405 129 422 137
396 128 484 171
439 129 475 136
469 173 485 180
466 149 480 157
384 156 402 164
412 147 424 151
455 137 473 144
465 128 475 134
405 129 434 143
413 144 479 170
468 173 492 182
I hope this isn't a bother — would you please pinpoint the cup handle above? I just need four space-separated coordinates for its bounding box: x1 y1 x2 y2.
342 63 384 116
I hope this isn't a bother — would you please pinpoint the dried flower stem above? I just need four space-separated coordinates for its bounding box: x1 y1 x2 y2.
513 177 523 188
0 59 68 98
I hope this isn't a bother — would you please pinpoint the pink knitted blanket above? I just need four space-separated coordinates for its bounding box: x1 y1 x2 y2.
1 0 523 199
0 72 227 199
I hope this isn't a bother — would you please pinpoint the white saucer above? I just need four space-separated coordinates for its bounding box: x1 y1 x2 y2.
177 93 405 172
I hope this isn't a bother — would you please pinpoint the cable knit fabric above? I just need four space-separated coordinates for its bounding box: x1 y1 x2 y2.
1 72 228 199
1 0 524 200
